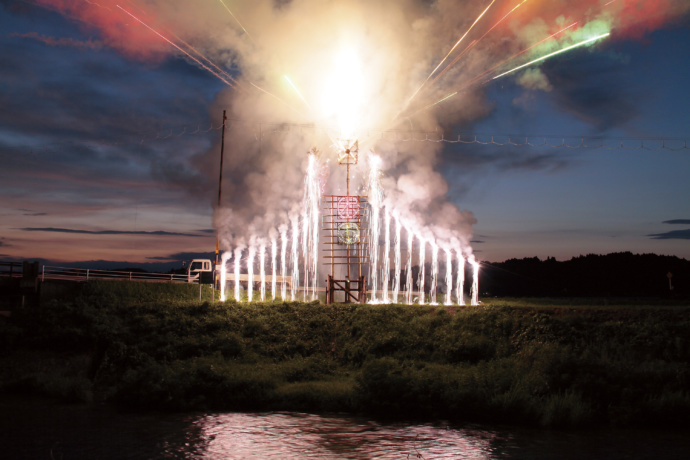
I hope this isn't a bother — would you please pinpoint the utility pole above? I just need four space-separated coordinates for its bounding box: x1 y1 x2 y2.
215 110 227 291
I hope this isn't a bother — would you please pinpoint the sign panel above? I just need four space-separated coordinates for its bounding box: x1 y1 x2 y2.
337 196 360 221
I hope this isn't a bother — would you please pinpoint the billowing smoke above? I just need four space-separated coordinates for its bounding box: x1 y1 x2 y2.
35 0 690 259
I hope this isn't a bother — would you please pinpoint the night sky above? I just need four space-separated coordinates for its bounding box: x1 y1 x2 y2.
1 0 689 271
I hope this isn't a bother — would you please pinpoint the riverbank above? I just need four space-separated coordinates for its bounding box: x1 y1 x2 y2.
1 281 689 428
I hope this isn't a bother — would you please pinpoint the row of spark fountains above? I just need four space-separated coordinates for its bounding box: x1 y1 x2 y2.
218 151 480 305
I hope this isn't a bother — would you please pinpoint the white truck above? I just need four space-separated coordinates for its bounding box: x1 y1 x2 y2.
186 259 213 283
186 258 293 288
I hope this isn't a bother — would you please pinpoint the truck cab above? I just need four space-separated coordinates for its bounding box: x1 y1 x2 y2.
186 259 213 283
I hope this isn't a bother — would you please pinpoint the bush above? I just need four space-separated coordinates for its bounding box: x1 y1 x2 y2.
3 284 690 427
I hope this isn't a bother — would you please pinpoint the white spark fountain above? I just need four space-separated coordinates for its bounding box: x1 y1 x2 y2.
470 256 480 306
219 251 231 302
260 243 266 301
382 206 391 302
429 242 439 305
444 248 453 305
393 214 401 304
290 215 299 301
418 237 426 304
456 249 465 306
368 155 383 302
301 214 308 302
280 225 288 300
234 247 242 301
271 236 277 301
405 227 413 305
247 246 256 302
304 154 321 301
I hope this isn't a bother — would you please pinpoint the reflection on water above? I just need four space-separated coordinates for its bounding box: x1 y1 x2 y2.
187 412 496 459
2 394 689 459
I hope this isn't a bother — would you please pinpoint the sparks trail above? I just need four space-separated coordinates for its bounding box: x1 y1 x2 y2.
492 32 610 80
218 0 254 42
284 75 312 111
427 21 578 110
406 0 498 107
402 22 593 120
116 4 241 90
466 21 578 88
168 30 245 91
431 0 531 87
249 82 305 118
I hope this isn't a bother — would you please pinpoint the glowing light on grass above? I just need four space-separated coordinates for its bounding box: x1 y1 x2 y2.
492 32 611 80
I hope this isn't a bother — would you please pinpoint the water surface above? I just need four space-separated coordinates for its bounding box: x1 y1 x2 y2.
1 395 688 459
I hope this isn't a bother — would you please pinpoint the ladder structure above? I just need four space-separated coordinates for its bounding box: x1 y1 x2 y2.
322 140 370 303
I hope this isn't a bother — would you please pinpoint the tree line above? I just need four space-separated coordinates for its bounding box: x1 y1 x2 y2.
479 252 689 298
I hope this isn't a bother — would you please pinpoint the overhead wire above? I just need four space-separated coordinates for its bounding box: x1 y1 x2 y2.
4 121 688 155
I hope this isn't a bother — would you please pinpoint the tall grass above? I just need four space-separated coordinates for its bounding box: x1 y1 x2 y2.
1 281 689 427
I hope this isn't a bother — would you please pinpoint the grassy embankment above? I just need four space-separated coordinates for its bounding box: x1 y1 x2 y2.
1 280 689 428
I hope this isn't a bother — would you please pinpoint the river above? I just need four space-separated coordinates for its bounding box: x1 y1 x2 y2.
1 395 689 459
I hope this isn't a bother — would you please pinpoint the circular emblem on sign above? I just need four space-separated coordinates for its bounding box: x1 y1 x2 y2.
337 196 360 221
337 222 360 245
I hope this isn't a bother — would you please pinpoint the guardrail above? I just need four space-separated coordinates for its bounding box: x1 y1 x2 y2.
41 265 188 283
0 261 23 278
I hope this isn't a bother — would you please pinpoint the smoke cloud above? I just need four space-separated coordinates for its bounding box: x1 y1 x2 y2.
33 0 690 254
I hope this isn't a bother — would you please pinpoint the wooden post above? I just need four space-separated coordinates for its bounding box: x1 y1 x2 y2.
215 110 227 293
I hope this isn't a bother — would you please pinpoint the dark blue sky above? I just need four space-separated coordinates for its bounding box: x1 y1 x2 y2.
1 0 689 269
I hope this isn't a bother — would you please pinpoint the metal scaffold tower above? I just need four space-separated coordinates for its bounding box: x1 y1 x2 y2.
323 140 369 303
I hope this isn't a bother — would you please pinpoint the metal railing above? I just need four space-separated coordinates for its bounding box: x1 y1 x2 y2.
41 265 188 283
0 261 23 278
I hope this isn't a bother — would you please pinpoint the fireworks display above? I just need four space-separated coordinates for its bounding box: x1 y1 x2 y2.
29 0 690 304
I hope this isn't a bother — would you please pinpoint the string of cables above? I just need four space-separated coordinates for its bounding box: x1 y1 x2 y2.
8 120 689 153
379 131 690 151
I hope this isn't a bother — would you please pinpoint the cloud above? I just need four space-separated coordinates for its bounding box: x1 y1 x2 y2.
6 0 690 265
10 32 103 50
648 229 690 240
20 227 205 237
147 251 216 261
16 208 47 216
663 219 690 225
544 52 639 132
443 146 572 173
